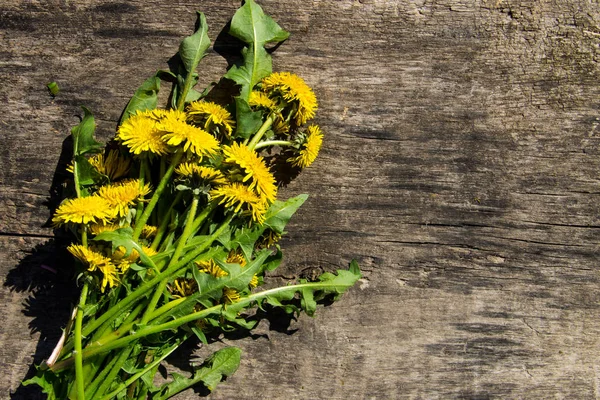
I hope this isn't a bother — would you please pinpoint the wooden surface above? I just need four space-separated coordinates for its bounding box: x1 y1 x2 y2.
2 0 600 398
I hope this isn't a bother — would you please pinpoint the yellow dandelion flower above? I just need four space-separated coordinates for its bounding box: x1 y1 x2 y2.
140 225 158 239
249 275 259 289
210 183 268 224
68 244 119 292
89 150 131 181
249 91 277 110
117 260 131 274
67 244 111 272
289 125 323 168
89 223 122 236
196 259 228 278
226 251 247 267
158 110 220 158
272 117 290 135
113 245 157 263
222 287 240 304
169 278 198 298
53 196 115 226
117 110 170 156
97 179 151 218
187 101 235 136
256 229 282 249
98 263 119 292
261 72 318 125
175 163 228 185
222 143 277 204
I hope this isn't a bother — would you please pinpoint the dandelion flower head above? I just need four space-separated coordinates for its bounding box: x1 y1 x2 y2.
175 163 228 186
89 150 131 181
187 101 235 137
53 196 115 226
261 72 318 125
158 109 220 158
222 143 277 204
117 110 170 156
196 259 228 278
210 183 268 224
97 179 151 218
289 125 323 168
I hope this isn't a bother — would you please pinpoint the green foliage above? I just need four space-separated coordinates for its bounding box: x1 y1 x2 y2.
120 73 161 124
234 97 263 138
71 106 102 157
225 0 289 101
151 347 241 399
73 155 104 186
23 367 67 400
233 194 307 259
94 227 156 269
178 12 210 75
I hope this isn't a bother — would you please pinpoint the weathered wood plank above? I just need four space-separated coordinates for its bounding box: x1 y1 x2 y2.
2 0 600 399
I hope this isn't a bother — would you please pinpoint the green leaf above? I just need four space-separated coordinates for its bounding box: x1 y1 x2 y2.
152 347 241 399
215 249 270 291
262 248 282 272
93 227 156 269
74 155 104 186
23 367 66 400
72 106 102 157
234 97 263 138
228 262 362 316
120 73 161 124
232 194 307 259
179 12 211 74
264 194 308 234
224 0 289 101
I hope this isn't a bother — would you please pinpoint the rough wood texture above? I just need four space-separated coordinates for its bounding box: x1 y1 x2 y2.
3 0 600 398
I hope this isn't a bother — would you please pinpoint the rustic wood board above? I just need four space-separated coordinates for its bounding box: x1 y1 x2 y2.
2 0 600 398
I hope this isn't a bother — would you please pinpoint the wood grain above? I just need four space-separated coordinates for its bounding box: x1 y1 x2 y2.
2 0 600 399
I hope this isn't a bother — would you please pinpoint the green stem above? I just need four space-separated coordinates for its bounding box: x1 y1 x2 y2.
57 279 350 368
132 152 183 241
84 355 117 399
151 192 184 251
247 114 276 150
134 159 147 226
253 140 293 150
176 69 195 111
80 217 230 342
140 195 200 324
74 282 89 400
90 347 132 400
98 335 189 400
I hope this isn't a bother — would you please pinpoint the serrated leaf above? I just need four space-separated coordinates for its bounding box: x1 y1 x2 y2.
152 347 241 400
224 0 289 101
197 347 241 391
179 12 210 74
120 73 161 124
233 97 263 138
264 194 308 234
72 106 102 157
215 249 270 291
262 249 282 272
232 195 307 259
74 155 104 186
93 227 155 268
23 367 66 400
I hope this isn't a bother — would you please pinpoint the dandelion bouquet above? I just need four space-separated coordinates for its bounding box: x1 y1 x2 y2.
23 1 360 399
